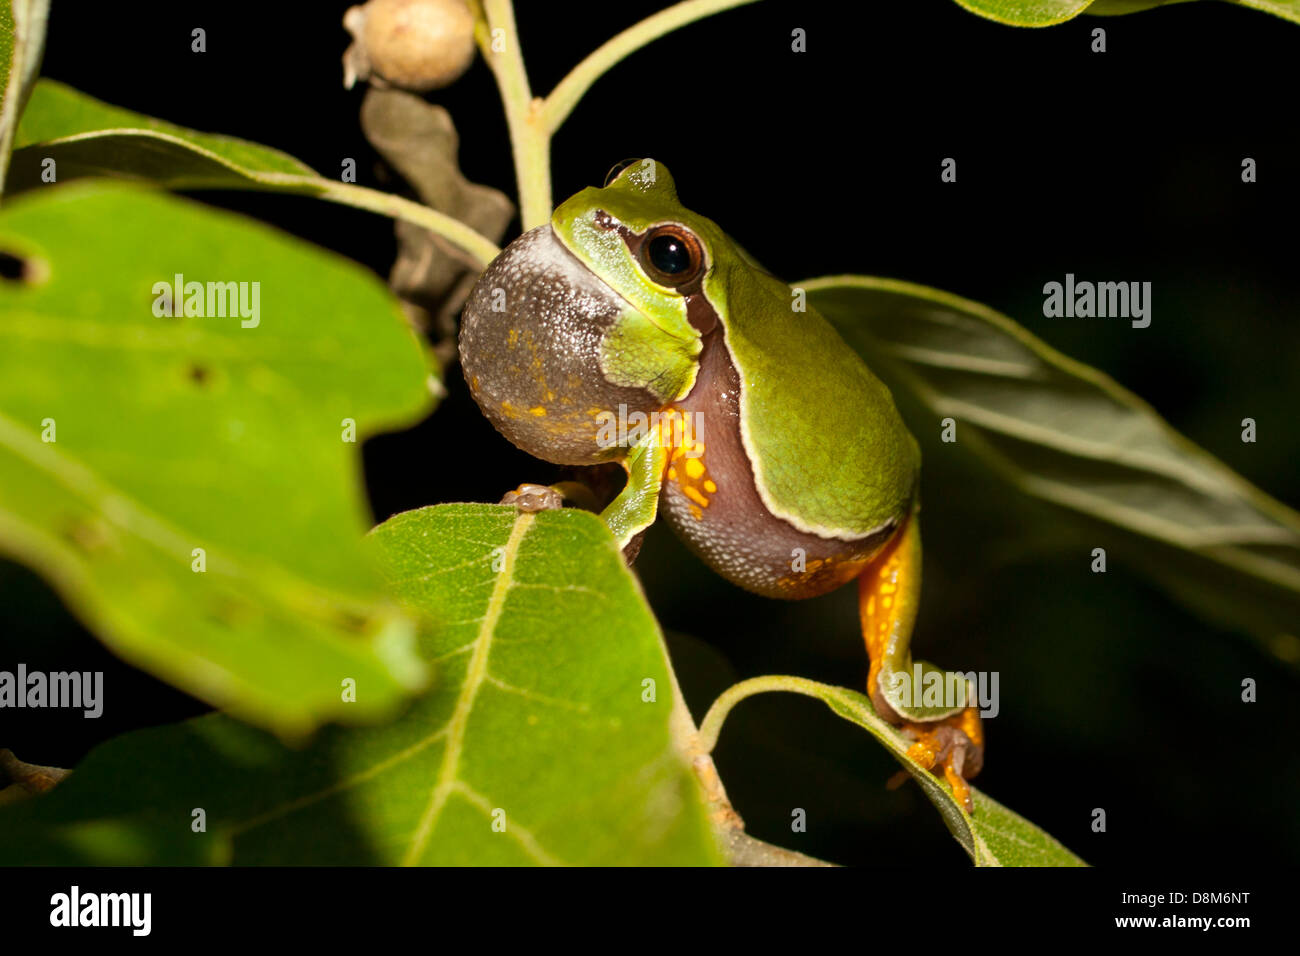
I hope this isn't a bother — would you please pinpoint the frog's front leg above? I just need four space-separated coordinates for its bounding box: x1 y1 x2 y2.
858 506 984 812
494 429 672 557
599 425 671 553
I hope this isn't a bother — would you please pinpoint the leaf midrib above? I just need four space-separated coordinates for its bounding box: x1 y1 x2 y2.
402 511 540 865
15 126 315 177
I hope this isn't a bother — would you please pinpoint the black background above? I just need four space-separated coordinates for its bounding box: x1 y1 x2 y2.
2 0 1299 870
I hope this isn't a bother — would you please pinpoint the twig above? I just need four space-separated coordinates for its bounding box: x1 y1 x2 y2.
543 0 762 135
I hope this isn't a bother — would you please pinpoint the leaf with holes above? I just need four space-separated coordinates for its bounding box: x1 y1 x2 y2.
952 0 1300 26
0 180 435 736
805 275 1300 670
0 505 724 866
702 675 1086 866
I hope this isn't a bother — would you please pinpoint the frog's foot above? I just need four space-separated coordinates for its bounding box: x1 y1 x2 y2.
896 707 985 813
499 483 565 513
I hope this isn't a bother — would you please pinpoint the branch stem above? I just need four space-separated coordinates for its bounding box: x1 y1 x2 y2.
305 178 502 267
474 0 552 229
542 0 761 135
471 0 761 231
697 675 828 753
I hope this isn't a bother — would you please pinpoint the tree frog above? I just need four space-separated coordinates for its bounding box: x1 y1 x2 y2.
459 160 984 810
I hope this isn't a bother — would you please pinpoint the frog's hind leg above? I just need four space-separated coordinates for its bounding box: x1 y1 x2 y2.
857 509 985 812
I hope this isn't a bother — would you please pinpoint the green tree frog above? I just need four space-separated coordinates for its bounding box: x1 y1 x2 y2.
459 160 984 810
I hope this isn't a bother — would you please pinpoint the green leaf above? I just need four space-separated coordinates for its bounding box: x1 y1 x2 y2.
0 505 724 866
0 181 436 736
805 276 1300 669
0 0 48 194
10 77 317 186
953 0 1300 26
953 0 1096 24
700 676 1086 866
4 79 501 267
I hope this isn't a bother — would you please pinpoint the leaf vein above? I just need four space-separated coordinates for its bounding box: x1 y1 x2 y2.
401 512 534 865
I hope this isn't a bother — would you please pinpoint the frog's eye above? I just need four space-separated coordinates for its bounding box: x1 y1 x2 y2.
639 225 705 290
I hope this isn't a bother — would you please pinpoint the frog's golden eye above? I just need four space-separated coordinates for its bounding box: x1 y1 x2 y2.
639 224 705 290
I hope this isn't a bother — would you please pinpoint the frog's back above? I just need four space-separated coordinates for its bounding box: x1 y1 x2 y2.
715 262 918 539
658 262 917 599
